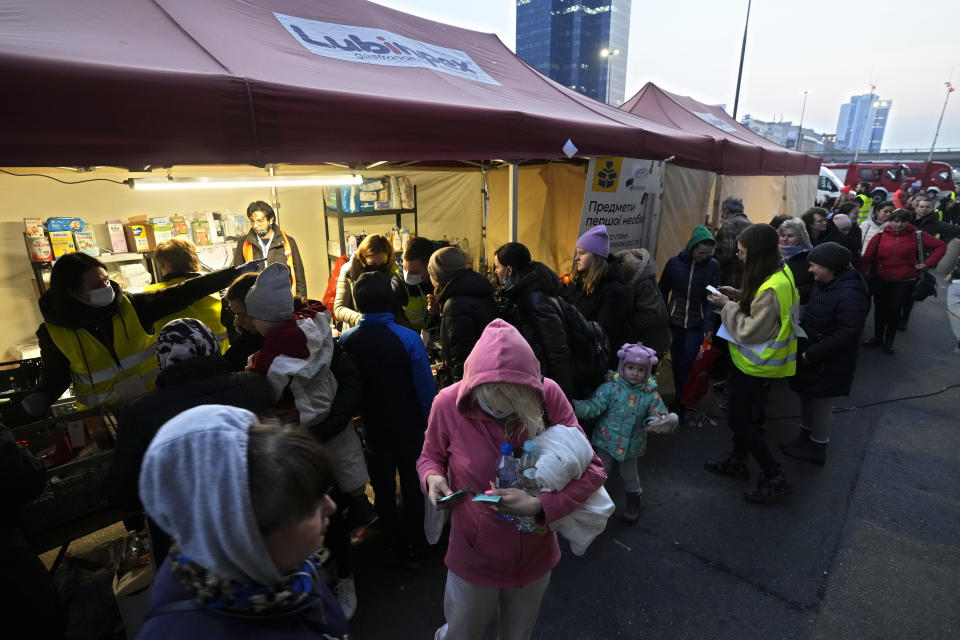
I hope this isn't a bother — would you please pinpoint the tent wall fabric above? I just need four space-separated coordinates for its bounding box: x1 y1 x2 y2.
1 0 724 168
621 83 821 176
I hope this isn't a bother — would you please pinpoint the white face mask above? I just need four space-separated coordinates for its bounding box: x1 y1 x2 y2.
404 272 423 286
476 397 514 420
87 284 115 308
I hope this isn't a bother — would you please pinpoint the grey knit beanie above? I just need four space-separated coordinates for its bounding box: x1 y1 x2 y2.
428 246 466 285
807 242 851 273
245 262 294 322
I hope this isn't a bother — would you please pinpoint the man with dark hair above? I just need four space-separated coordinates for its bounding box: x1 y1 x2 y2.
854 182 874 223
713 197 751 287
392 236 438 331
232 200 307 299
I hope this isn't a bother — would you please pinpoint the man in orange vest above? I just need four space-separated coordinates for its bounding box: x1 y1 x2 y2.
232 200 307 299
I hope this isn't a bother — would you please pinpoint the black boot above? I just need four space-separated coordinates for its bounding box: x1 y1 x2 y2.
779 428 812 450
862 337 882 347
782 437 827 465
744 465 791 503
883 331 896 355
704 453 749 481
623 491 643 524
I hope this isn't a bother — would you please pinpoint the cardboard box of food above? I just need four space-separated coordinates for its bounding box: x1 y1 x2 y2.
48 231 76 258
73 230 100 256
24 218 45 238
124 224 152 252
106 220 128 253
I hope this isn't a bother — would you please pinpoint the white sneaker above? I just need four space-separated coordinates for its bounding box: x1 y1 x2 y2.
334 575 357 620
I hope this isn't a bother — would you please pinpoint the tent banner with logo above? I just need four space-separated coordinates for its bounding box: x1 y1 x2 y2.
578 157 666 254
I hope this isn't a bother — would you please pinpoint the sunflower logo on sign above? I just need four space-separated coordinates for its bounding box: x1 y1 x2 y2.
592 158 622 192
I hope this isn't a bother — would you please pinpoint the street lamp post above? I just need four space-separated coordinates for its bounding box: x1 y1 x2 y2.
927 82 955 163
795 90 809 151
600 48 620 105
732 0 752 120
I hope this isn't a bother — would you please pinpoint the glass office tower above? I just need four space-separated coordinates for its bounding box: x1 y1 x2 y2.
516 0 631 106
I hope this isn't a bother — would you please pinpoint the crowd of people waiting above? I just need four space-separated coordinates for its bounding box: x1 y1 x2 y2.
4 189 960 639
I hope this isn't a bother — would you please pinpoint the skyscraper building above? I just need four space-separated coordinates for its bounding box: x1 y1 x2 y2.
516 0 631 106
835 93 892 152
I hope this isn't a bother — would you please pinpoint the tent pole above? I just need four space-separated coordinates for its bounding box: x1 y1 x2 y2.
508 162 519 242
268 165 281 224
481 167 490 274
710 175 723 229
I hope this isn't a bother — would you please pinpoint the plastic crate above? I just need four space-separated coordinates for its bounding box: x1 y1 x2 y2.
0 357 43 396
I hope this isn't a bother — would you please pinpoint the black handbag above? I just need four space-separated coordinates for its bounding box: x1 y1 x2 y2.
912 231 938 302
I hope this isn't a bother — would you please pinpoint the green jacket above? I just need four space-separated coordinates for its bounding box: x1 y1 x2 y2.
572 373 668 461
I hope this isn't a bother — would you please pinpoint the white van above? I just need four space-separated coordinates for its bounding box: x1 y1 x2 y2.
816 166 844 206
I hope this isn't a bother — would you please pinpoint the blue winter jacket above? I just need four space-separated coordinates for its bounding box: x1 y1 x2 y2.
340 312 437 448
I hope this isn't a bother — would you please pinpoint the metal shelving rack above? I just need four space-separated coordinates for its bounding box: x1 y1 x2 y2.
322 186 418 267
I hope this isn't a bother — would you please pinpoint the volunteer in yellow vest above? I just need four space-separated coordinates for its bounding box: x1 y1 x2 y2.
14 253 260 420
143 238 230 353
232 200 307 299
391 236 439 332
855 182 873 223
704 223 800 502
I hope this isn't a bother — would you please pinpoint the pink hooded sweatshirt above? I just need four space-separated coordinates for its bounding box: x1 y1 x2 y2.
417 319 606 589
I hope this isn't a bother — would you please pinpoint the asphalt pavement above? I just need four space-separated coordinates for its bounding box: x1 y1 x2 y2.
348 282 960 640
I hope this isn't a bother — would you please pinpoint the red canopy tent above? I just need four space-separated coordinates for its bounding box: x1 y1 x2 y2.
621 83 821 176
1 0 723 168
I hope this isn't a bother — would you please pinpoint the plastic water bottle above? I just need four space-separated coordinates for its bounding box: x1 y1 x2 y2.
518 440 539 491
495 442 519 489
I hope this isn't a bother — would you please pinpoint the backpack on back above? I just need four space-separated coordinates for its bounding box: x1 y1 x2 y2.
554 297 610 393
616 249 672 355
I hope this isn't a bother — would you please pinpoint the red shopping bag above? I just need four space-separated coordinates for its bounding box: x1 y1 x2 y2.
679 336 722 406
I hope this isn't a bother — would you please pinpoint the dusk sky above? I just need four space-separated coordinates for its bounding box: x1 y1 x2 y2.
372 0 960 149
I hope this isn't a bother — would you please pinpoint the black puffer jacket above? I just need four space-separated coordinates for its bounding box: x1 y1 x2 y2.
790 268 871 398
564 254 627 364
914 212 960 241
496 262 574 395
785 250 815 305
814 219 861 258
617 248 672 355
436 269 497 383
104 356 275 512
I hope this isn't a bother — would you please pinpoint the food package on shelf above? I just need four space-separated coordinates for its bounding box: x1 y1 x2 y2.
24 218 45 238
106 220 128 253
117 263 153 291
44 217 84 233
48 231 76 258
170 215 190 238
323 186 338 209
191 218 211 245
124 224 152 252
149 218 173 244
24 234 53 262
73 230 100 256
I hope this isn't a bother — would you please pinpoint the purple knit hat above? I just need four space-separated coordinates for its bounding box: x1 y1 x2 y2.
617 342 658 380
576 225 610 257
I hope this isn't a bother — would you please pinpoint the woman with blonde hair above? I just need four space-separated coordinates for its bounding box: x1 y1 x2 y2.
334 234 397 328
418 319 605 640
563 225 627 368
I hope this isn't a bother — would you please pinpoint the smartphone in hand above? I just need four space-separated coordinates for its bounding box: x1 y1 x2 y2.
705 285 721 295
436 487 471 503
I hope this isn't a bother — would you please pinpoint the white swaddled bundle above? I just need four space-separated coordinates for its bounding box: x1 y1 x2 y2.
532 425 615 555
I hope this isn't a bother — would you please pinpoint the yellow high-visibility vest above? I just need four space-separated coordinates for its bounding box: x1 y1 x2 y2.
856 194 873 223
142 276 230 352
728 268 800 379
46 293 158 410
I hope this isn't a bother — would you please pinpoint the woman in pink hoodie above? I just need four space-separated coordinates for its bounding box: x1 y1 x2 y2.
417 319 606 640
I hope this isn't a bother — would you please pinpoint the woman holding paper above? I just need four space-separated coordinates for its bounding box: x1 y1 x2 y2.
703 224 800 502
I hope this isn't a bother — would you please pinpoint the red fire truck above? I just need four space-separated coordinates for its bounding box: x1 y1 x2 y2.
824 161 955 199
